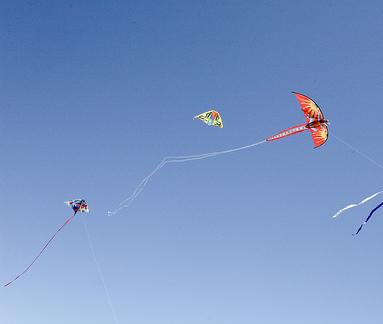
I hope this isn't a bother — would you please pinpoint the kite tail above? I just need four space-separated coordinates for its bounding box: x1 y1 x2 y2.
4 213 76 287
108 139 267 216
332 191 383 218
266 124 307 142
352 223 365 236
352 201 383 236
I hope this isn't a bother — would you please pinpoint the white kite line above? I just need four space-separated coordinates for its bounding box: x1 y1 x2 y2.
331 133 383 219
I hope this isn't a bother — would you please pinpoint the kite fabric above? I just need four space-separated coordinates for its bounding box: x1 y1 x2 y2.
194 110 223 128
266 92 329 148
353 201 383 235
66 199 89 214
4 199 89 287
332 191 383 218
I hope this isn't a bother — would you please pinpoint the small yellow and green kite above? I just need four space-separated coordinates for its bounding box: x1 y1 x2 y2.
194 110 223 128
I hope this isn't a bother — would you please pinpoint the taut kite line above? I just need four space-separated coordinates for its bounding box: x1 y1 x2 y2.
108 92 329 216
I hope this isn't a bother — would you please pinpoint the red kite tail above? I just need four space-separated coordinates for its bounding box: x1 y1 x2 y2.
4 213 76 287
266 123 308 142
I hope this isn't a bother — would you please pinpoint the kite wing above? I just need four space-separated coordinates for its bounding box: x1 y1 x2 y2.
293 92 324 122
353 201 383 235
79 204 89 213
194 110 223 128
309 124 328 148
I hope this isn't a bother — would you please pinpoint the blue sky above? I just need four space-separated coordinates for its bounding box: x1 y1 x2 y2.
1 1 383 323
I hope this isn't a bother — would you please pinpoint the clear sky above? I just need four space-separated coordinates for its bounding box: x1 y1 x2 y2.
2 1 383 323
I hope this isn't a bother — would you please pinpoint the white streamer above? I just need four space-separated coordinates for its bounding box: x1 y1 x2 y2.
108 139 267 216
332 191 383 218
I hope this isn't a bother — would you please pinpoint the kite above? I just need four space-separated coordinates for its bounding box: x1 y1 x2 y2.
109 92 328 215
266 92 329 148
194 110 223 128
353 201 383 235
4 199 89 287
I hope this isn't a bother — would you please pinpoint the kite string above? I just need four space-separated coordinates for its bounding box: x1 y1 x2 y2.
81 218 120 324
108 139 267 216
331 133 383 220
332 133 383 170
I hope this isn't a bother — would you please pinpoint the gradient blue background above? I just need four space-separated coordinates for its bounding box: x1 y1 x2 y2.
2 1 383 323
